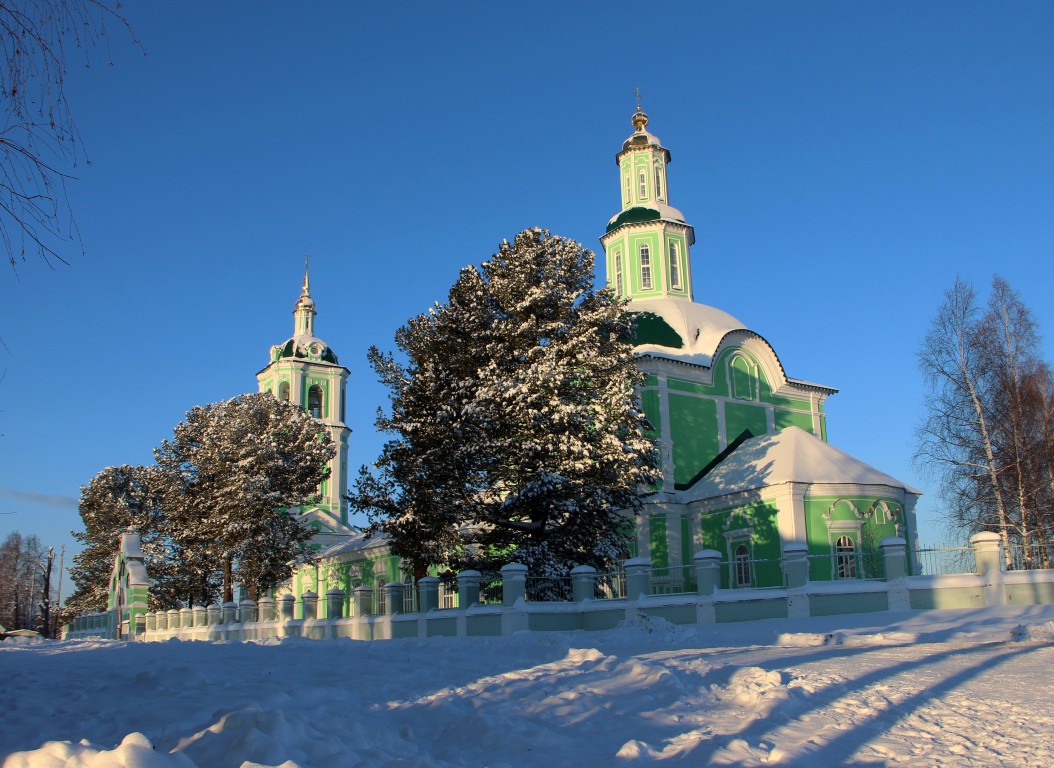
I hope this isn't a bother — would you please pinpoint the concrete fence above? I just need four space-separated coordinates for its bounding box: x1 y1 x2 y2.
77 532 1054 644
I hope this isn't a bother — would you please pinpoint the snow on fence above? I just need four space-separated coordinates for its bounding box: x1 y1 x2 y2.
65 532 1054 643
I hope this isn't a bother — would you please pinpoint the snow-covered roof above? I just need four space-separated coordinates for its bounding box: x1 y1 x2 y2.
316 531 390 560
629 296 747 367
685 426 921 501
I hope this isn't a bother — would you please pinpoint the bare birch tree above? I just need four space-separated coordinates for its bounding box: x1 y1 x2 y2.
917 275 1054 566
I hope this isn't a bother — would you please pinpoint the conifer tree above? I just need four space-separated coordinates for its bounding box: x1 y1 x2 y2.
155 392 335 602
353 228 658 588
64 464 186 616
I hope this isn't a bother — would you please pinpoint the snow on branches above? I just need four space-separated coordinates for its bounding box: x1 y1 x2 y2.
352 228 658 586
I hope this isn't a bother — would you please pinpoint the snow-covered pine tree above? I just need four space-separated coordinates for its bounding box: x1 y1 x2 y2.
155 392 335 602
64 464 191 618
353 228 658 591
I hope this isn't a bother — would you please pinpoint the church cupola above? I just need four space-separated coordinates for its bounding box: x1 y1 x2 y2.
293 262 316 338
601 104 695 302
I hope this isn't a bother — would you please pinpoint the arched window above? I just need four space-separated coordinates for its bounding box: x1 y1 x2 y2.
278 381 290 402
374 579 386 616
639 169 647 199
308 385 323 418
668 241 681 290
835 536 858 579
639 244 652 289
654 165 663 201
734 544 752 587
614 250 624 295
730 354 758 401
402 572 417 613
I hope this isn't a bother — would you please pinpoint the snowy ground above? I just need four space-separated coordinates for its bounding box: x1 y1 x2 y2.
3 606 1054 768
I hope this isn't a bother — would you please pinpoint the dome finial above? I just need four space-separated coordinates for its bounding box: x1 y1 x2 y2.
632 87 648 131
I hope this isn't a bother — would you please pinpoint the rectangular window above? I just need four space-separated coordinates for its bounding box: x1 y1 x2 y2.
655 166 663 201
615 250 624 295
669 241 681 289
640 244 652 289
639 170 647 199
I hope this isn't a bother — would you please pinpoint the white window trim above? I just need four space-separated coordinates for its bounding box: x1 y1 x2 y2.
669 241 681 290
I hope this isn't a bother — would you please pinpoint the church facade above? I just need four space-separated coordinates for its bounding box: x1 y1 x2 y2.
276 109 920 613
604 107 919 588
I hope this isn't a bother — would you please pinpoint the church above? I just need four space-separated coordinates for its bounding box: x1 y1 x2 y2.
267 108 921 612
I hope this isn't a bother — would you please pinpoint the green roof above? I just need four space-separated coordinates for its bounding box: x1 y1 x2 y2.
630 311 684 348
606 206 661 233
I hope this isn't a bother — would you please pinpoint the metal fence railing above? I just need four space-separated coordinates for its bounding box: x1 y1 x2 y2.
594 570 626 600
524 575 573 602
807 551 884 582
913 547 975 576
649 564 695 595
723 557 785 590
1006 544 1054 571
438 582 459 610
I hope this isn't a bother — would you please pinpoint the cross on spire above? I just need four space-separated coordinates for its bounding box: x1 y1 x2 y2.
635 87 643 112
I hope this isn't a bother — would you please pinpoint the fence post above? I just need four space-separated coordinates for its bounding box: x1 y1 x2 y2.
145 612 157 633
693 550 722 596
179 607 193 630
499 563 527 606
326 588 346 619
278 594 295 621
457 570 482 608
624 557 652 600
971 531 1007 607
782 543 809 589
257 597 275 622
417 576 439 613
301 590 319 620
222 601 238 625
571 565 597 602
880 537 908 580
971 532 1004 577
207 604 222 626
352 585 373 617
167 608 181 630
190 605 205 627
132 612 146 639
384 582 404 616
239 598 257 625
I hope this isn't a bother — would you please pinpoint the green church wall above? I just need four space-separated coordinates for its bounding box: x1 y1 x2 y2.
803 496 904 581
667 378 706 395
696 503 782 589
725 402 768 443
775 410 814 433
649 514 669 568
640 389 662 437
668 393 718 485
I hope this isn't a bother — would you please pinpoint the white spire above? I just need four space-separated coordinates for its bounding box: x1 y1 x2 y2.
294 254 316 337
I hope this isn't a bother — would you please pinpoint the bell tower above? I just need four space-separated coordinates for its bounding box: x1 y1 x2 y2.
600 105 695 302
257 260 352 547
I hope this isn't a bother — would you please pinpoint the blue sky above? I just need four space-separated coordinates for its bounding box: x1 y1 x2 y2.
3 1 1053 561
